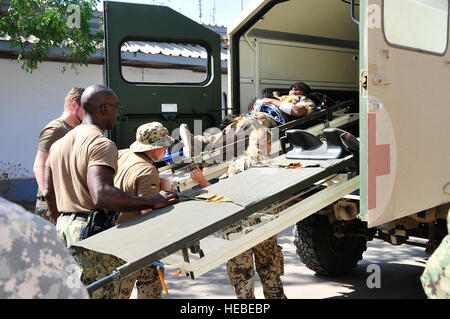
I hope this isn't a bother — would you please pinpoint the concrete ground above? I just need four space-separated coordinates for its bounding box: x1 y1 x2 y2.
131 225 428 299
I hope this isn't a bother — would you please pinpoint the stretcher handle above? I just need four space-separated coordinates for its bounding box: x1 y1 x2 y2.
86 271 121 295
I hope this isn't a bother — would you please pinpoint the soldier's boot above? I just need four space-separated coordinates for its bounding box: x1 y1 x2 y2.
233 278 256 299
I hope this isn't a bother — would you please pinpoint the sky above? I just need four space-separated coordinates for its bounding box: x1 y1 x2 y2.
99 0 253 26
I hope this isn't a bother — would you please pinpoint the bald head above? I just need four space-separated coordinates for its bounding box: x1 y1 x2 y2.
80 84 120 130
81 84 117 114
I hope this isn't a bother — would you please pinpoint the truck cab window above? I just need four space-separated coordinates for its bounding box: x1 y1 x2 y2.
383 0 448 55
120 41 210 84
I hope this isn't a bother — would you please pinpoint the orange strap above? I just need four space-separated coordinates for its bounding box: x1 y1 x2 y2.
287 163 303 169
207 195 225 202
158 268 169 295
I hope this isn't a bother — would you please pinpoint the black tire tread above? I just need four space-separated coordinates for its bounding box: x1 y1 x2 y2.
293 214 367 276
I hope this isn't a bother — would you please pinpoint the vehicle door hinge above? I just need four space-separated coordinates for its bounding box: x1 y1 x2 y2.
360 70 368 97
361 70 368 90
221 36 230 49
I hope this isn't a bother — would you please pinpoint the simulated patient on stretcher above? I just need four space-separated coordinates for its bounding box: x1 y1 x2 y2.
178 82 316 162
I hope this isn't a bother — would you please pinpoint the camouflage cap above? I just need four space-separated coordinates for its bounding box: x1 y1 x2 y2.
130 122 175 153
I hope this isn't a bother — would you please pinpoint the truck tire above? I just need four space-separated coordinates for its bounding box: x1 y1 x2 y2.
294 214 367 276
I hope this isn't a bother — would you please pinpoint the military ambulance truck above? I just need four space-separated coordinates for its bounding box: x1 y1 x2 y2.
101 0 449 277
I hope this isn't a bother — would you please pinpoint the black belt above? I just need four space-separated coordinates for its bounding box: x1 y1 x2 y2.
62 212 89 222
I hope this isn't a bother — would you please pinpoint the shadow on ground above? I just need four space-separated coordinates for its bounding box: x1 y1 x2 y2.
145 226 429 299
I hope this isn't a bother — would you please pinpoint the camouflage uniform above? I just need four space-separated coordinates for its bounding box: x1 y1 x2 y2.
119 266 163 299
56 214 122 299
227 235 285 299
222 156 288 299
0 196 88 299
114 122 175 299
420 209 450 299
180 95 315 159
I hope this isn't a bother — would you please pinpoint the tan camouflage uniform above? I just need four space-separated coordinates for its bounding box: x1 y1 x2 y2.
420 207 450 299
202 114 273 149
181 95 315 160
227 235 285 299
0 196 89 299
114 122 175 299
119 266 163 299
222 157 288 299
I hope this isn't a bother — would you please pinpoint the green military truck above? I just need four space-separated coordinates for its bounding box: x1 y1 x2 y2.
102 0 449 277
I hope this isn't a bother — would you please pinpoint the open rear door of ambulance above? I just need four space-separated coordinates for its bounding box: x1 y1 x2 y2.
359 0 450 227
103 1 222 149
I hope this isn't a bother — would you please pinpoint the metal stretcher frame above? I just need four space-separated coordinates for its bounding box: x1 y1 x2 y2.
157 99 356 176
160 103 358 192
76 155 357 294
161 175 359 279
276 99 355 133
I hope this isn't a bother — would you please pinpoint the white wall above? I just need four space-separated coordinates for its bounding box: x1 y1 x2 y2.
0 59 104 179
0 59 228 181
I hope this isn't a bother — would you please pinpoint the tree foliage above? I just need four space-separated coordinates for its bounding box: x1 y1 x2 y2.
0 0 103 72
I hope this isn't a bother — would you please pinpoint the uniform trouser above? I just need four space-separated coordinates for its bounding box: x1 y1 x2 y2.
119 265 163 299
56 214 122 299
420 206 450 299
194 113 276 162
208 113 276 145
226 235 286 299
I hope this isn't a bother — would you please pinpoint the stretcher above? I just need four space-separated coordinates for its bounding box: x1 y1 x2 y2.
159 100 358 192
73 141 359 294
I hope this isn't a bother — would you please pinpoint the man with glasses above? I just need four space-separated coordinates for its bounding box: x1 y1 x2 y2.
44 84 179 298
33 87 85 224
179 81 316 160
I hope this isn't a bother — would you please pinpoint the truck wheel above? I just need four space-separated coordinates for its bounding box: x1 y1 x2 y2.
293 214 367 276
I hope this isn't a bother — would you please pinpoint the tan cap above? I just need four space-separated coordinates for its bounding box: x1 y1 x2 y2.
130 122 175 153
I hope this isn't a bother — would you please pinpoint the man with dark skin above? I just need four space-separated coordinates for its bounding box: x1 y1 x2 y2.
44 84 179 298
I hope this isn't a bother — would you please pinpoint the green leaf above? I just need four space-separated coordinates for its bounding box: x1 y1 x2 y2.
0 0 103 73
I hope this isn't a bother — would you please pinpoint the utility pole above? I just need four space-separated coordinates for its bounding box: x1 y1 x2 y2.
212 0 216 25
198 0 202 22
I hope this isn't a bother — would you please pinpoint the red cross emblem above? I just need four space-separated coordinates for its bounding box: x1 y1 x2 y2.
368 113 391 210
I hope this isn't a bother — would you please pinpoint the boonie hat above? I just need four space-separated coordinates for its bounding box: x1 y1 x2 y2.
130 122 175 152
